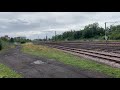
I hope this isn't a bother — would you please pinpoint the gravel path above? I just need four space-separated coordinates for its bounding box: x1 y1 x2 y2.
0 46 110 78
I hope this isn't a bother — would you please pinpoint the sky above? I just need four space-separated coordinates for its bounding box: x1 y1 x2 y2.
0 12 120 40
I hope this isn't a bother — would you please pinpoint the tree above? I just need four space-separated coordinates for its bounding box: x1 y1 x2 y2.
0 41 2 50
10 38 14 43
51 22 120 41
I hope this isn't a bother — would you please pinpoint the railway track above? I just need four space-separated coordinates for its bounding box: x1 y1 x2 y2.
40 43 120 68
42 41 120 53
44 41 120 45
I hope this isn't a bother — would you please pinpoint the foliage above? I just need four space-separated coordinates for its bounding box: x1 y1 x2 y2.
13 37 31 44
10 38 14 43
52 23 104 40
52 22 120 41
0 40 2 50
0 38 14 51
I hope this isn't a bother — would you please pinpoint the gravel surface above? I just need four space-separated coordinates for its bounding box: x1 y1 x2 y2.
59 49 120 69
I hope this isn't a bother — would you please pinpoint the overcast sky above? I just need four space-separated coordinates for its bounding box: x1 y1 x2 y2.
0 12 120 39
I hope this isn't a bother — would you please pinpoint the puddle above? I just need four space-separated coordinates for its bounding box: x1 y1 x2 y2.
33 60 45 64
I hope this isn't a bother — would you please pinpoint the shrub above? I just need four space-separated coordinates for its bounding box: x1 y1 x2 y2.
20 41 26 44
10 38 14 43
0 41 2 50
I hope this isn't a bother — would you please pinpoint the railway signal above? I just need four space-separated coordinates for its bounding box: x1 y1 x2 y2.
46 35 47 41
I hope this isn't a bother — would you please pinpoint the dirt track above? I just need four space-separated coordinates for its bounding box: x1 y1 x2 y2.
0 46 110 78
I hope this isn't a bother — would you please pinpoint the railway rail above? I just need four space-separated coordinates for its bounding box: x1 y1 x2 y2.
41 41 120 53
38 42 120 68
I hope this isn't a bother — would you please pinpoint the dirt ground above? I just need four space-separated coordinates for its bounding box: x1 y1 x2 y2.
0 46 110 78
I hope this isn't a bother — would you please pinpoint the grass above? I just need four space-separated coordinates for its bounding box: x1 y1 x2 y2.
22 43 120 78
0 63 22 78
0 40 15 53
0 38 17 53
0 40 22 78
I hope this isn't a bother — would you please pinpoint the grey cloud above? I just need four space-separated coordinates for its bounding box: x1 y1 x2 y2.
0 12 120 39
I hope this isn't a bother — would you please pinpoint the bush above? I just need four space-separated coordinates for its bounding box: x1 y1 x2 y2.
0 41 2 50
109 32 120 40
20 41 26 44
10 38 14 43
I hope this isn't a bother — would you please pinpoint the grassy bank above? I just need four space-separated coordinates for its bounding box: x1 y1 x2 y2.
0 40 22 78
22 43 120 78
0 39 15 51
0 63 22 78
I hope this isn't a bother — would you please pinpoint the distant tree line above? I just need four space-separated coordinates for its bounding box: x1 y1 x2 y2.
108 25 120 40
0 36 31 51
52 22 120 41
12 37 31 44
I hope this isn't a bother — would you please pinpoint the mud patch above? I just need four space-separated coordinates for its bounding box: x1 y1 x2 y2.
48 59 56 61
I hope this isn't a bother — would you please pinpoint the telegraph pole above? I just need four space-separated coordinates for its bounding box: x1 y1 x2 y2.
55 31 56 41
46 35 47 41
105 22 108 49
38 36 39 39
105 22 107 41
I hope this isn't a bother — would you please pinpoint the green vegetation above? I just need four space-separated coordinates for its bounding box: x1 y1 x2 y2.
0 41 2 50
0 39 13 51
51 22 120 41
0 39 22 78
0 38 22 78
0 36 31 51
0 63 22 78
22 43 120 78
10 38 14 43
108 25 120 40
13 37 31 44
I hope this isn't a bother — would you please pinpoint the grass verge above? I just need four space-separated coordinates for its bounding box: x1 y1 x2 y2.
0 40 15 53
22 43 120 78
0 63 22 78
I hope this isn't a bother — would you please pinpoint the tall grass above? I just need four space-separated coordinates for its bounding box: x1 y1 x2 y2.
0 41 2 50
0 39 14 51
0 63 22 78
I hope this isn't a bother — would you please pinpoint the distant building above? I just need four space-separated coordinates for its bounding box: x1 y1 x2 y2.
1 35 10 40
14 36 26 40
5 35 10 40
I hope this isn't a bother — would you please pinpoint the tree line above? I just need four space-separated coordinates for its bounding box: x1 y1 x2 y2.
52 22 120 41
0 36 31 51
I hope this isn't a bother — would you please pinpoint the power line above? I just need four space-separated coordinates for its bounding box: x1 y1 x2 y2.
105 21 120 23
